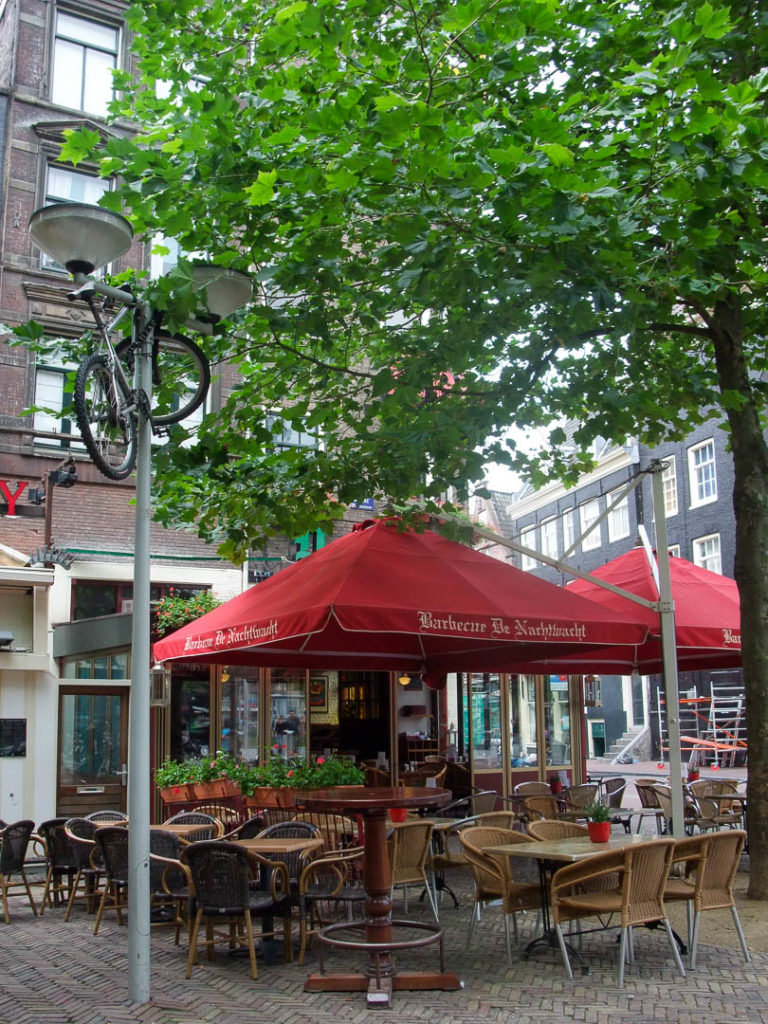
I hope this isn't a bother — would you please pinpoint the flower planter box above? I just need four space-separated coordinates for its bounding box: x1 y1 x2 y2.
193 780 230 800
158 783 194 803
244 787 298 809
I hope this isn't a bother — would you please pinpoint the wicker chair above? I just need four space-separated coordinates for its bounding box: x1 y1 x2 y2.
256 820 321 895
37 818 77 913
634 780 666 833
86 810 128 823
221 815 267 841
665 829 749 968
458 825 541 963
527 820 588 841
522 795 560 822
600 776 631 833
63 817 101 921
92 825 130 934
687 780 744 831
162 811 223 842
296 845 365 964
551 837 686 987
0 820 39 923
561 783 599 820
514 781 551 798
181 840 292 980
149 828 182 922
387 819 438 920
651 785 699 836
293 812 359 851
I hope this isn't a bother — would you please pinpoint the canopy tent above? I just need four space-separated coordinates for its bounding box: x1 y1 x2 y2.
153 518 648 682
516 546 741 676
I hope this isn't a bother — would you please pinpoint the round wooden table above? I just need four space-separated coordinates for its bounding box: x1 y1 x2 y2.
299 786 461 1007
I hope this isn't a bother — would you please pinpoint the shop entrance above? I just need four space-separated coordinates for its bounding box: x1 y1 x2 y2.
57 687 129 817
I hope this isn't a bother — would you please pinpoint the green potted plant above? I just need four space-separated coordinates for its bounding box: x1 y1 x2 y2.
585 801 612 843
154 757 196 803
238 754 364 808
190 752 238 799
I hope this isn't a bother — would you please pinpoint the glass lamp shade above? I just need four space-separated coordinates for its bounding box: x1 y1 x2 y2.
28 203 133 274
191 264 252 321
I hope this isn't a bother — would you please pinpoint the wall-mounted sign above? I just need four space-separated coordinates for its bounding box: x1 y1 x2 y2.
0 718 27 756
0 480 44 518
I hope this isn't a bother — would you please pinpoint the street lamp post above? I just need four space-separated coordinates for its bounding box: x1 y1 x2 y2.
28 203 251 1001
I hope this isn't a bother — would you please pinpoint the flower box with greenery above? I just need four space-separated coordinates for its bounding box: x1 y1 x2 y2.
154 757 197 803
190 751 241 799
585 801 612 843
239 755 365 809
152 588 222 639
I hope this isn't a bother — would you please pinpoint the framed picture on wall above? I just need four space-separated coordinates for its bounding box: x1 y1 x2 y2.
309 675 328 712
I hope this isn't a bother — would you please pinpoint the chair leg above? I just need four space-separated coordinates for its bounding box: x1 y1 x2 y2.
186 908 204 978
617 927 628 987
466 902 480 950
504 914 513 964
730 905 751 963
554 922 573 979
92 882 110 935
662 918 686 977
243 912 258 981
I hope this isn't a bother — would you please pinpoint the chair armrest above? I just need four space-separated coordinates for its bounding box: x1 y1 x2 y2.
551 850 625 899
246 851 291 901
150 853 192 895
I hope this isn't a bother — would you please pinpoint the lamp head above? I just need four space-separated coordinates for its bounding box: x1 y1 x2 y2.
29 203 133 273
398 673 411 687
190 264 252 323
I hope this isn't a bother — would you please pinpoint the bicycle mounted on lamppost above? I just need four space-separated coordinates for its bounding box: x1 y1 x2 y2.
28 202 252 480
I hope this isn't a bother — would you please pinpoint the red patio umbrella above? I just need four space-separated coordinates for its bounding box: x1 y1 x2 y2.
518 546 741 676
153 518 648 683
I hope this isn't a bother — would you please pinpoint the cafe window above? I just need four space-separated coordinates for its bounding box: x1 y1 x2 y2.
510 675 536 768
545 675 571 766
219 667 260 763
469 673 502 770
270 670 307 761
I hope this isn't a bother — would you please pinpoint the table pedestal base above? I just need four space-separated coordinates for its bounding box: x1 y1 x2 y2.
305 970 462 1007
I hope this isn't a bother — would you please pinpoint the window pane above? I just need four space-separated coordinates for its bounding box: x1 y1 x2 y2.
510 675 536 767
662 457 678 516
51 38 84 110
221 670 260 763
693 534 721 574
545 676 571 766
579 499 601 550
470 672 501 770
562 508 576 552
171 670 211 760
520 526 537 571
83 48 116 116
110 652 128 679
270 670 307 760
607 491 629 542
47 166 107 205
57 12 118 50
541 518 558 559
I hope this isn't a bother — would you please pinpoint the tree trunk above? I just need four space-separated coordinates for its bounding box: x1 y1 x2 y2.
710 299 768 899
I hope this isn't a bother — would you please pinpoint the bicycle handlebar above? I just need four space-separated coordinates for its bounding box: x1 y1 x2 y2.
68 272 214 336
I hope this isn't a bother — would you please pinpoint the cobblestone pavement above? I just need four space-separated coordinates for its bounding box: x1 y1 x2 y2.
2 863 766 1024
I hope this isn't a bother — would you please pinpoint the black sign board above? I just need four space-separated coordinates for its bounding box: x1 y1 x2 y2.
0 719 27 756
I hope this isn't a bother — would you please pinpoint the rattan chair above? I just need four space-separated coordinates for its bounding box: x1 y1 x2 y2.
523 795 560 822
551 837 686 987
162 811 223 842
387 819 438 920
182 840 292 980
92 825 130 934
459 825 541 963
221 815 267 841
37 818 77 913
63 817 102 921
634 780 665 833
527 820 588 841
600 777 631 832
514 781 551 798
256 820 321 892
687 780 744 831
665 829 749 968
296 844 365 964
293 812 359 851
562 783 599 819
0 820 39 923
86 810 128 823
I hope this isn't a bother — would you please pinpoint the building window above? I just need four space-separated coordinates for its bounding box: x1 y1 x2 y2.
265 414 319 450
562 507 576 554
519 525 537 570
668 544 681 558
41 166 109 270
692 533 722 574
540 517 558 560
52 11 119 117
688 439 717 507
661 456 678 517
579 499 601 551
33 363 83 449
606 489 630 543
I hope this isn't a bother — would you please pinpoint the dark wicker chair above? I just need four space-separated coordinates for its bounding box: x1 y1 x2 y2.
86 810 128 823
63 817 102 920
0 819 39 923
221 815 267 841
181 840 293 979
296 844 365 964
93 826 130 934
38 817 78 913
163 811 222 843
256 821 321 893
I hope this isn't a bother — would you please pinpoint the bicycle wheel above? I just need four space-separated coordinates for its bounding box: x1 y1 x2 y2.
116 332 210 427
74 353 137 480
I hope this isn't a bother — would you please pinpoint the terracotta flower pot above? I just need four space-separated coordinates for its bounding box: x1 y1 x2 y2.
244 787 297 809
158 783 193 803
549 779 563 795
193 780 229 799
588 820 611 843
389 807 407 822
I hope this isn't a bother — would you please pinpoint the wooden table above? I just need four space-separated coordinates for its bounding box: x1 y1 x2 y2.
299 786 461 1007
232 836 324 857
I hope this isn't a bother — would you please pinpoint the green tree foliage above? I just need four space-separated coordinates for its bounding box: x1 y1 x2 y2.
63 0 768 892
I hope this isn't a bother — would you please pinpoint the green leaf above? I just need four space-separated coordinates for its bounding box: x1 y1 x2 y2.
244 170 278 206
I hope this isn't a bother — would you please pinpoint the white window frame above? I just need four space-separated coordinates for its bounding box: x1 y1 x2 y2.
661 456 678 517
519 525 537 571
606 489 630 543
562 507 576 554
540 517 558 560
51 10 119 117
668 544 681 558
33 360 84 450
688 439 717 508
692 533 721 574
579 498 601 551
265 413 319 450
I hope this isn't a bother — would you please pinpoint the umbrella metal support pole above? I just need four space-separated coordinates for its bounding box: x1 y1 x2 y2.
128 310 152 1002
650 468 685 838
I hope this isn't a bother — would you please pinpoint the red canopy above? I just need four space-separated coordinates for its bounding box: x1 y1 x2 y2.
519 547 741 676
153 518 648 685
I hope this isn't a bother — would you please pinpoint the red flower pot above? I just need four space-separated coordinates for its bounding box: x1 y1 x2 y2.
158 783 193 803
389 807 407 822
588 820 611 843
549 779 563 795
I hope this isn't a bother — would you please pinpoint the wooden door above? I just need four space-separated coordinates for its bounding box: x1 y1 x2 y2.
57 687 128 817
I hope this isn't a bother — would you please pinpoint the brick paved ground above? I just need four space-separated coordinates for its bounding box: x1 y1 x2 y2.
1 855 766 1024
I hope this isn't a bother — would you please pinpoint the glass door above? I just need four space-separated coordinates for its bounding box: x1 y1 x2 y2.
58 687 128 817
